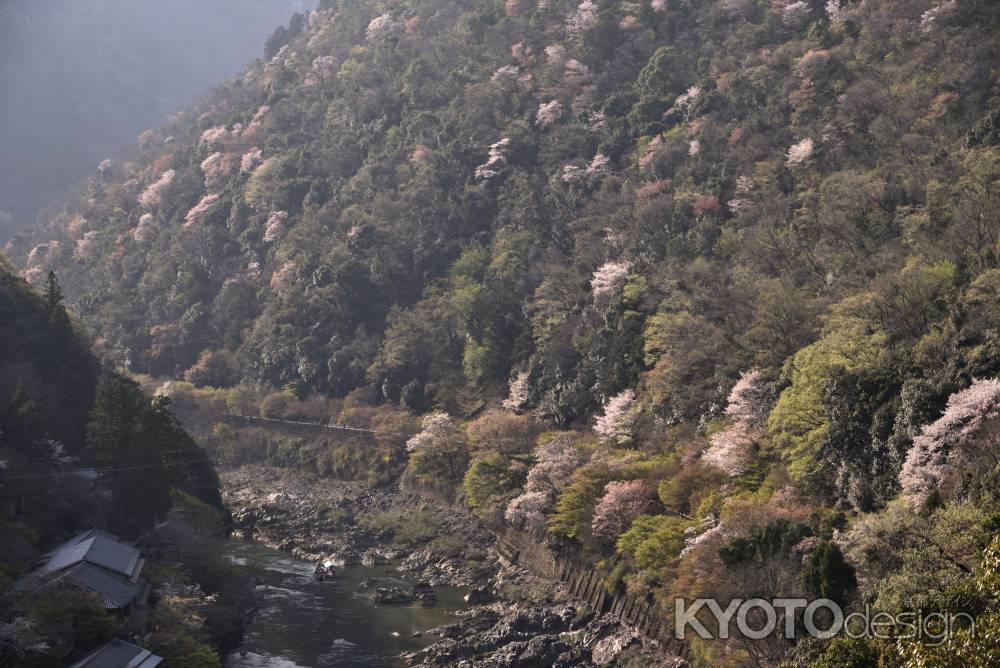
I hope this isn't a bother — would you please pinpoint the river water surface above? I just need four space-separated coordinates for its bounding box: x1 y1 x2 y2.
223 539 467 668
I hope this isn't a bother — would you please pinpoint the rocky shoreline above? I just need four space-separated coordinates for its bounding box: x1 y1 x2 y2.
221 466 682 667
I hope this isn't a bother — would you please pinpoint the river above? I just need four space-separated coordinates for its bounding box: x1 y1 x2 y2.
222 539 467 668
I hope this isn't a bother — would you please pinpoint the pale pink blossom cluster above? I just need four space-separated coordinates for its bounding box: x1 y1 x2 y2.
591 261 630 304
474 138 511 180
651 0 668 11
782 1 812 28
74 230 100 260
183 193 220 229
920 1 957 35
199 125 229 149
675 85 701 110
263 210 289 243
720 0 752 16
725 369 774 424
241 106 270 139
900 378 1000 503
270 260 297 291
97 159 112 173
703 421 756 476
727 175 755 214
137 129 156 149
566 1 599 37
825 0 847 25
65 214 89 238
241 148 264 174
591 480 655 539
304 56 337 88
133 213 159 243
493 65 520 82
594 388 637 443
502 370 531 412
619 15 639 30
504 491 551 530
587 110 606 132
702 370 773 476
536 100 564 128
545 44 567 65
505 0 521 17
786 137 814 167
563 153 610 185
405 411 464 455
525 435 582 494
25 241 60 284
138 169 176 209
367 13 398 42
680 520 728 557
640 135 665 170
688 139 702 157
201 152 237 191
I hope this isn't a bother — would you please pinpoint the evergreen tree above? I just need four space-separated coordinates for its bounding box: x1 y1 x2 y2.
801 540 857 606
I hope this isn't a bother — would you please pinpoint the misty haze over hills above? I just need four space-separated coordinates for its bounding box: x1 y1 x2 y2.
0 0 306 239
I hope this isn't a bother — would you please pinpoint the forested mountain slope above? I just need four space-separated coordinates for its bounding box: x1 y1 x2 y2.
7 1 1000 665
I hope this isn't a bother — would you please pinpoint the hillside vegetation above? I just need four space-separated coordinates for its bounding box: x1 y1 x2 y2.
8 1 1000 665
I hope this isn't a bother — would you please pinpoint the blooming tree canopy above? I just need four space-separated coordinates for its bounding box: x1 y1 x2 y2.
184 194 220 229
900 378 1000 503
591 261 630 305
405 411 469 482
139 169 176 209
474 138 511 180
592 480 655 540
594 388 638 443
786 137 814 167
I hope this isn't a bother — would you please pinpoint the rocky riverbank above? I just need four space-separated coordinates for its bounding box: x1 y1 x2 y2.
221 466 683 667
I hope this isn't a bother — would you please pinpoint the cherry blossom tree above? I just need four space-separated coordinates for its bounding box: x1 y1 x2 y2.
502 370 531 412
505 434 581 530
782 1 811 28
474 138 511 180
591 261 630 306
139 169 175 209
566 1 599 37
201 152 237 191
133 213 159 243
825 0 847 25
270 260 297 292
725 369 774 424
786 137 814 168
920 1 958 35
241 148 263 174
73 231 100 261
241 106 270 139
504 491 550 531
183 194 220 229
199 125 229 149
406 411 469 483
367 13 399 42
263 210 289 243
900 378 1000 503
702 370 773 476
526 435 582 494
592 480 655 540
594 389 637 443
536 100 564 128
